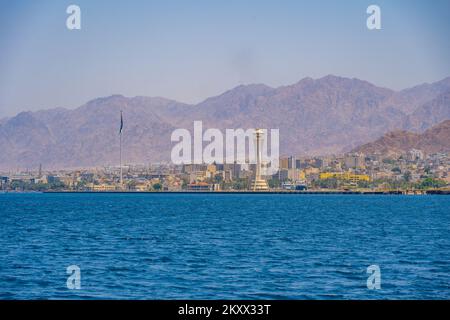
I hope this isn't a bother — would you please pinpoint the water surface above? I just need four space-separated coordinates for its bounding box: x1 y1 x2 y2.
0 193 449 299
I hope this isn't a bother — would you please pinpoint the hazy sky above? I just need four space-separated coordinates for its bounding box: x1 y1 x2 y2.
0 0 449 117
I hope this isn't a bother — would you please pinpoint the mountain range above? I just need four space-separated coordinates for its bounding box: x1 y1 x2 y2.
352 120 450 157
0 75 449 170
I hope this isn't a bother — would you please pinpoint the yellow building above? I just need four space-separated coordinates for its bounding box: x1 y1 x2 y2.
288 169 306 180
298 170 306 181
206 164 217 174
304 167 320 176
134 183 152 192
90 184 116 191
190 171 207 183
58 176 76 187
319 172 370 182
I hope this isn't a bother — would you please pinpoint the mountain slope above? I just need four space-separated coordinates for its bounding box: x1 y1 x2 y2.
386 77 450 115
0 75 449 170
0 95 185 169
405 91 450 131
352 120 450 156
163 75 411 155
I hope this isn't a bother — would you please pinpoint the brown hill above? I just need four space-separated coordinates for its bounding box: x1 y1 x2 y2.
353 120 450 156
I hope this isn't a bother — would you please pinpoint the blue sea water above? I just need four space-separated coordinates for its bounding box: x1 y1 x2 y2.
0 193 449 300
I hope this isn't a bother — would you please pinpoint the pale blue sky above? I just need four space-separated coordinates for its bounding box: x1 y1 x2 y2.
0 0 449 117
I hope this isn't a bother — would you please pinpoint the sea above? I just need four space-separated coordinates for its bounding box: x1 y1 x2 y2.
0 193 449 299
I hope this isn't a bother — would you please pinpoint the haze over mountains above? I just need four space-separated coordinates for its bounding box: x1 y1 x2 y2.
0 75 449 170
353 120 450 157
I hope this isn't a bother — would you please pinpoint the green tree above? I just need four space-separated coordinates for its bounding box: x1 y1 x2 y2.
231 178 248 190
268 179 281 189
391 167 401 173
152 182 162 191
214 174 223 184
416 178 446 189
314 178 338 189
403 171 412 182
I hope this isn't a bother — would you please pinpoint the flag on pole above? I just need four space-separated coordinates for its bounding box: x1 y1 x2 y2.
119 111 123 134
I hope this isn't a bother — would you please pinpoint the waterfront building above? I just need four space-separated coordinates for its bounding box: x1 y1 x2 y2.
134 183 151 192
206 164 217 174
344 153 365 169
288 156 297 169
0 176 8 188
279 157 288 170
319 172 370 183
224 170 233 182
316 157 329 169
88 183 116 192
224 162 241 180
9 174 35 184
281 181 295 190
187 182 212 191
277 169 289 181
189 171 207 183
80 172 95 183
304 167 320 176
288 168 305 181
408 149 424 161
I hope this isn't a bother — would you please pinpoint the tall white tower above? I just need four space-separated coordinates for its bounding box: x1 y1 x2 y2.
250 129 269 191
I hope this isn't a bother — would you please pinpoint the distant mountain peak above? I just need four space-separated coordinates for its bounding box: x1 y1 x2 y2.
319 74 347 81
226 83 274 94
85 94 128 106
7 111 36 125
197 83 274 107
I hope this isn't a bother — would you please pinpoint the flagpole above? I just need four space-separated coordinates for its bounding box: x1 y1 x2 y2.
120 130 123 187
119 110 123 189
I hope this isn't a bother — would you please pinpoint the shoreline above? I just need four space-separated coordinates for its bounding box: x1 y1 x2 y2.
5 190 447 195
